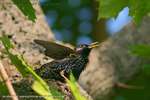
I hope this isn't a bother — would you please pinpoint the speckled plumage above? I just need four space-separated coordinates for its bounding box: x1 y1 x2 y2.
34 39 99 82
35 55 88 82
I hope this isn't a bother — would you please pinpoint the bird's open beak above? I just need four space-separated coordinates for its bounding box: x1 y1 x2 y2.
88 42 99 49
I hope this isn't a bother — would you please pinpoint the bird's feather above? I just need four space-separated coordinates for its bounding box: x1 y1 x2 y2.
34 39 76 60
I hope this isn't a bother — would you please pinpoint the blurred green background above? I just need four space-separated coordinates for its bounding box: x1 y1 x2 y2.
39 0 131 45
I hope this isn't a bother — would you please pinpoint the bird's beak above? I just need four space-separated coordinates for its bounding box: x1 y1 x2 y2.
88 42 99 49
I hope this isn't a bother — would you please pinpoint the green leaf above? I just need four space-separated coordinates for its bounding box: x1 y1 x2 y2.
48 84 64 100
32 71 63 100
97 0 150 24
0 36 56 100
142 64 150 76
32 80 54 100
12 0 36 22
8 53 30 76
97 0 128 19
66 73 86 100
128 0 150 24
129 44 150 58
0 81 9 96
0 35 13 51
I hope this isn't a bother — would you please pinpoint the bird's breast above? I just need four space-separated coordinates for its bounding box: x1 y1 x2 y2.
68 56 88 80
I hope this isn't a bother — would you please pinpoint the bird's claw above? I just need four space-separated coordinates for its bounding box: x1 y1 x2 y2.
60 70 67 80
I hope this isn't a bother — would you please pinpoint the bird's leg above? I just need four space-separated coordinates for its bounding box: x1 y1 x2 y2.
59 70 72 97
60 70 67 80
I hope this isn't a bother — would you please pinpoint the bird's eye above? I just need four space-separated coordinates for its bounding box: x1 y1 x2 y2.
79 44 88 48
80 45 85 48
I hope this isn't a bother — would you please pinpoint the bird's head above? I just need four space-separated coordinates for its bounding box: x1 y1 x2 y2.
75 42 99 57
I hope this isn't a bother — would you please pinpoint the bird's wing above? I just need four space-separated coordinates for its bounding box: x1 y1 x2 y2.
35 57 79 81
34 60 63 80
34 39 76 60
36 57 77 73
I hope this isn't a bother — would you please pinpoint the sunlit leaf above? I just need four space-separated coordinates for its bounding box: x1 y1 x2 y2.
12 0 36 22
0 36 56 100
97 0 128 19
9 54 30 76
66 73 86 100
31 69 62 100
0 35 13 51
97 0 150 24
32 80 54 100
49 85 64 100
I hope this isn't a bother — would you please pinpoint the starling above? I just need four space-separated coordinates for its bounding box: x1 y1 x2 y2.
34 40 99 82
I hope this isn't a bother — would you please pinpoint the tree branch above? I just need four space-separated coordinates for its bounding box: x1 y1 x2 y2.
79 16 150 100
0 61 18 100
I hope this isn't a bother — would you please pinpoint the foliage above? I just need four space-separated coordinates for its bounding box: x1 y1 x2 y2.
114 72 150 100
0 35 86 100
11 0 36 22
0 82 9 95
129 44 150 58
66 73 87 100
142 64 150 76
113 44 150 100
3 0 150 99
0 36 58 100
97 0 150 24
129 44 150 77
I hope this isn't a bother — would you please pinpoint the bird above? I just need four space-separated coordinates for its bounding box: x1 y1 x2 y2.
34 40 99 82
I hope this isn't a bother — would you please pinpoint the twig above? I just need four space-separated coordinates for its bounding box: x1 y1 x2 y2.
0 61 18 100
115 82 144 89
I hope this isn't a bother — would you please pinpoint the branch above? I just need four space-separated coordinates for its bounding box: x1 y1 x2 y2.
79 16 150 100
0 61 18 100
